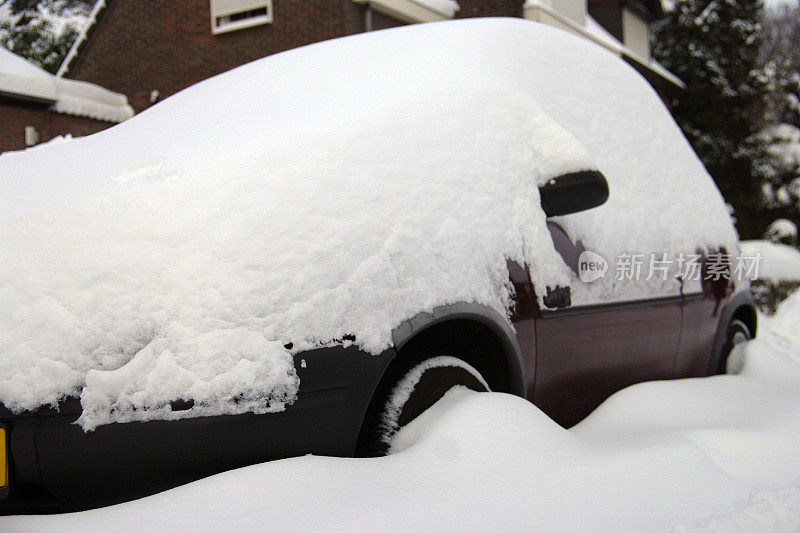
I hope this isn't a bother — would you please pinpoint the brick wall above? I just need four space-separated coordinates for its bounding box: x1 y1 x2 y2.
0 100 115 153
1 0 526 153
455 0 524 18
66 1 524 113
69 0 369 112
370 9 406 31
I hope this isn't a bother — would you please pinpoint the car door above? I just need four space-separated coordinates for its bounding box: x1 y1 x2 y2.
532 221 682 428
674 250 733 377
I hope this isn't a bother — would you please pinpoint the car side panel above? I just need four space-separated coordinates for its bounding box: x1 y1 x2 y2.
675 251 740 378
533 299 681 428
675 293 723 377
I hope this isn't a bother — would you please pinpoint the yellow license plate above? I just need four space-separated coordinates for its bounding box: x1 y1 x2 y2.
0 426 6 489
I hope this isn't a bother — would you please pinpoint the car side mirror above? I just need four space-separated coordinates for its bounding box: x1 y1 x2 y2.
539 170 609 217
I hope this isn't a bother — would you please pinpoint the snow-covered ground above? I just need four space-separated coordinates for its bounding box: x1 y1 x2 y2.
4 291 800 532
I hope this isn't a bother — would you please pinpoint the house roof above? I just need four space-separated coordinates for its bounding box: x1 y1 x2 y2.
0 46 134 123
0 45 59 102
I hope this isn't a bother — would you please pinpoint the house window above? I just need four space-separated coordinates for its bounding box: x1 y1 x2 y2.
352 0 456 25
24 126 40 147
551 0 585 26
211 0 272 34
621 7 651 61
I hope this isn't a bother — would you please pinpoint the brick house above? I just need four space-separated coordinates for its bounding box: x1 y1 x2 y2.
0 47 133 153
56 0 680 117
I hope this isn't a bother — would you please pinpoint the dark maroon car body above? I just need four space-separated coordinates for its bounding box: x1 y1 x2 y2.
512 222 755 428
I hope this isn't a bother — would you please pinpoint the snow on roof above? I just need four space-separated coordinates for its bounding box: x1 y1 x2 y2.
0 19 735 428
0 45 58 101
53 76 135 122
0 46 134 123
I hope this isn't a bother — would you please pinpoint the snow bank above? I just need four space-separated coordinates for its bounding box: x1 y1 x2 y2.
4 300 800 531
0 19 735 427
740 240 800 281
761 290 800 349
674 481 800 533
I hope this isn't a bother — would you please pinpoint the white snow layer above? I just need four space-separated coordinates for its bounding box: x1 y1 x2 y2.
740 240 800 281
0 19 736 427
0 47 134 123
766 218 798 241
3 292 800 531
380 357 489 446
762 290 800 348
759 124 800 177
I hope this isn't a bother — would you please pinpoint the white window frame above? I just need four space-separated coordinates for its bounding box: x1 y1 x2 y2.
352 0 454 24
550 0 586 26
621 7 651 61
211 0 273 35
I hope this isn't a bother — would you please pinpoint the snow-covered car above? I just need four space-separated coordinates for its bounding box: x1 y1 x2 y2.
0 18 756 513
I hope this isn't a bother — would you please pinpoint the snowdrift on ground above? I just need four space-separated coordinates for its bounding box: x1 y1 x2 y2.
4 292 800 531
0 18 735 428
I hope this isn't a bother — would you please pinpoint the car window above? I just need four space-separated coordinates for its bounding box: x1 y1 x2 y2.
546 220 683 306
546 221 585 276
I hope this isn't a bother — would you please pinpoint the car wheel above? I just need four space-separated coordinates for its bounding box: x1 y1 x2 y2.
718 318 752 375
356 354 490 457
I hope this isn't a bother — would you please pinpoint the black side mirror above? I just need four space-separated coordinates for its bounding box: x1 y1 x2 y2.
539 170 609 217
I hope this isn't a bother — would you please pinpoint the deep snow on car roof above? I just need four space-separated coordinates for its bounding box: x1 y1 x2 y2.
0 18 735 429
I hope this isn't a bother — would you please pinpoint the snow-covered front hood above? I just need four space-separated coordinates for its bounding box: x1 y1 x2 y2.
0 18 736 429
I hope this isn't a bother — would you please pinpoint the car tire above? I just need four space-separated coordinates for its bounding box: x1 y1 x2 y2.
356 354 490 457
718 318 752 375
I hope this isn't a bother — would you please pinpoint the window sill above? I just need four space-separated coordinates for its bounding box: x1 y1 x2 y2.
212 15 271 35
